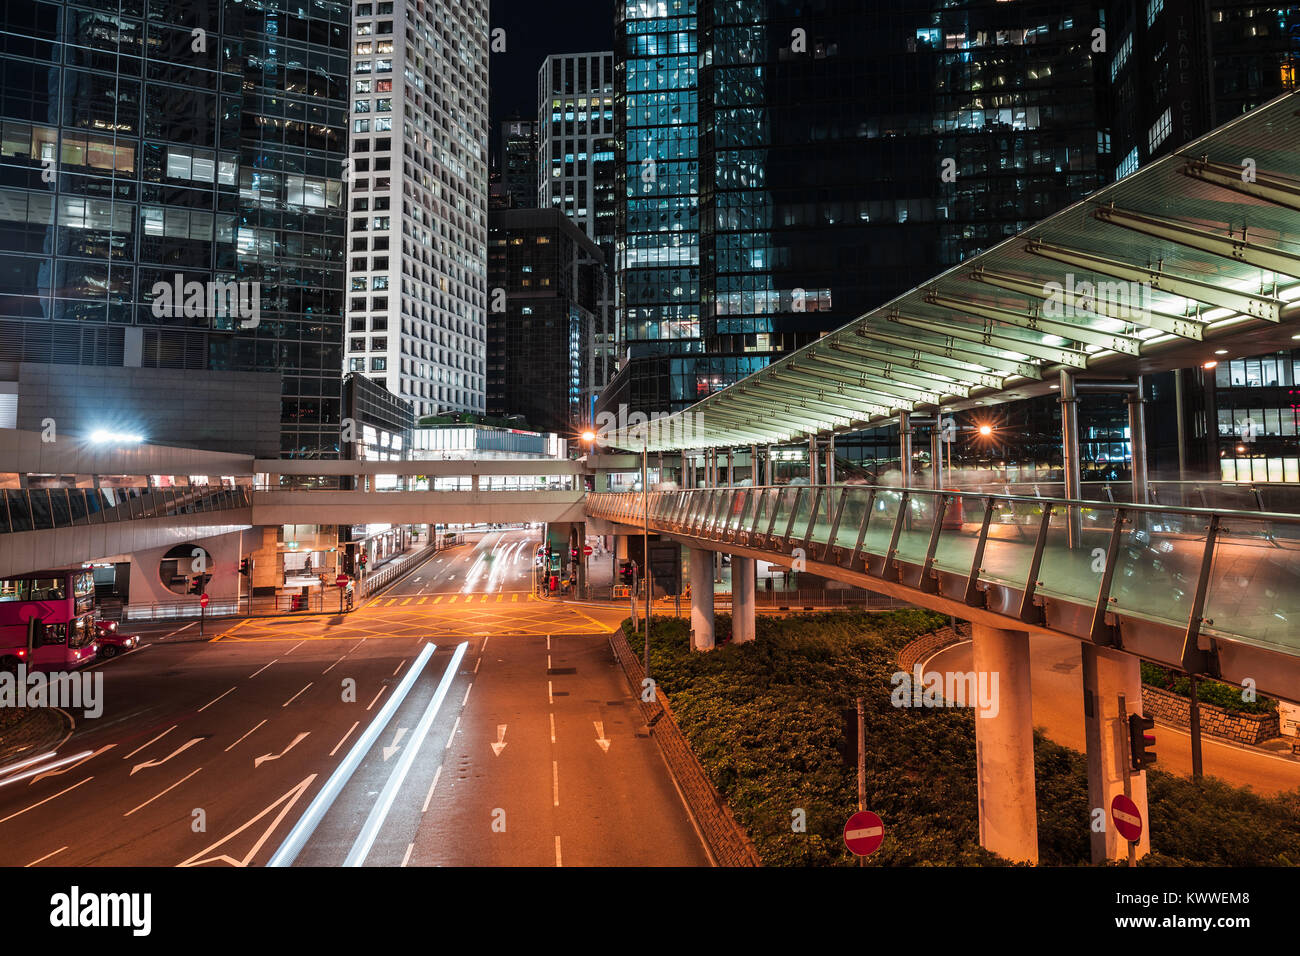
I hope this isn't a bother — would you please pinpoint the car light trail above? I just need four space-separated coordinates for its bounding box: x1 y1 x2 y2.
343 641 469 867
267 641 437 867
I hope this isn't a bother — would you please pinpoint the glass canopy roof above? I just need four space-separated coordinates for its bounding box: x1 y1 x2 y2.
604 91 1300 453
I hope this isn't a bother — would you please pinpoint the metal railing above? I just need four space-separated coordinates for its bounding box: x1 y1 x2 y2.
0 485 252 535
586 484 1300 662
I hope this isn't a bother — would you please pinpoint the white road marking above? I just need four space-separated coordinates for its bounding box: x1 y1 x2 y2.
0 777 93 825
393 659 406 677
445 716 461 749
130 738 203 776
25 845 68 867
249 659 277 679
549 713 556 744
462 682 473 705
226 719 268 753
547 635 551 650
123 726 176 761
330 721 360 757
548 681 553 705
555 835 562 867
282 683 313 708
162 622 196 641
1 750 95 788
480 635 489 651
343 643 468 867
401 843 414 867
283 641 306 656
178 775 317 868
255 732 311 768
366 686 387 711
552 760 559 807
473 656 481 674
124 767 201 817
421 765 442 813
322 655 346 675
198 686 237 713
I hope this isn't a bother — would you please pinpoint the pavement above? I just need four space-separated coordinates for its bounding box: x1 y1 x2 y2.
0 530 709 867
927 635 1300 796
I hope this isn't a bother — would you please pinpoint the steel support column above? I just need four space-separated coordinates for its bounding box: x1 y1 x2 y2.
1060 370 1081 547
899 411 912 488
1127 376 1148 505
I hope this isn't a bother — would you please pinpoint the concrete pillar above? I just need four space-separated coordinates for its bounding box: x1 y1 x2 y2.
1082 645 1151 863
1127 376 1148 505
971 623 1039 864
689 548 715 651
732 555 755 644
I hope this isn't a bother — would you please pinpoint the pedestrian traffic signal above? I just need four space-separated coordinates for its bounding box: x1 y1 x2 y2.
239 558 252 577
1128 713 1156 771
619 561 635 585
188 575 203 595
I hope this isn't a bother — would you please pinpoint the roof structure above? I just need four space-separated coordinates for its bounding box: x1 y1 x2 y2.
604 91 1300 452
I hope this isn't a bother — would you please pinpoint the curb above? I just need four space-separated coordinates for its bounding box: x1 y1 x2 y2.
0 708 76 772
608 626 762 867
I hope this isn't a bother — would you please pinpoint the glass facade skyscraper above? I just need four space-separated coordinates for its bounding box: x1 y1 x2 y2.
606 0 1111 420
0 0 352 458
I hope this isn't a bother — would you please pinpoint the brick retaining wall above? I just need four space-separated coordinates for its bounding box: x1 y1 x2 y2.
896 622 972 673
1141 684 1280 746
609 628 762 867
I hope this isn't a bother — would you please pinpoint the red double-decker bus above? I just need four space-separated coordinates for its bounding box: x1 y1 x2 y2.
0 568 99 672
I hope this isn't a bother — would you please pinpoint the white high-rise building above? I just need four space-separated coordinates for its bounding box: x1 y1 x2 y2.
344 0 490 418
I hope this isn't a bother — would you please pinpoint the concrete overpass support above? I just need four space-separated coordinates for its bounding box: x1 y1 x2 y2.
1082 645 1151 863
971 623 1039 863
689 548 715 651
731 555 755 644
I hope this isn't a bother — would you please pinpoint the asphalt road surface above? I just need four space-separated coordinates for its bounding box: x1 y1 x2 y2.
0 531 709 867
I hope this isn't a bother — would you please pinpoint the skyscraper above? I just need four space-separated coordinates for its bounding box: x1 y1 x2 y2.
500 115 538 209
537 52 618 266
343 0 490 420
606 0 1111 421
0 0 354 458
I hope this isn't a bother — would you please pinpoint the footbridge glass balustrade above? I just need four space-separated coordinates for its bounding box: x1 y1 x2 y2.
585 486 1300 661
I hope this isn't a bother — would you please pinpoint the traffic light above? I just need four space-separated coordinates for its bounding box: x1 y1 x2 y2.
358 552 368 569
1128 713 1156 771
619 561 635 585
188 575 203 595
239 558 252 577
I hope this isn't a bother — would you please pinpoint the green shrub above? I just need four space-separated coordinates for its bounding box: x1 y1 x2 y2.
1141 661 1276 715
626 611 1300 866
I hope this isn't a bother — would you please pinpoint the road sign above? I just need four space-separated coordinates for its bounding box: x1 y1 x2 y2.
199 593 209 609
335 573 349 587
583 545 593 555
843 810 884 857
1110 794 1143 843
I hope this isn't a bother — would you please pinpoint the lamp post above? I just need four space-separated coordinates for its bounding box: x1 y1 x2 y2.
642 432 650 679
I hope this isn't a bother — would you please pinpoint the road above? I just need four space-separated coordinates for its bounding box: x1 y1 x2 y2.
927 635 1300 796
0 530 709 867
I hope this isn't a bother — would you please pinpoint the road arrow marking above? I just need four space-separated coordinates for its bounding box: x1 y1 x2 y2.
382 728 409 761
254 732 310 768
178 775 318 867
490 724 507 756
130 737 203 776
594 721 611 753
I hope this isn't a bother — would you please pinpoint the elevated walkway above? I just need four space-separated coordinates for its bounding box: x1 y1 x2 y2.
586 486 1300 705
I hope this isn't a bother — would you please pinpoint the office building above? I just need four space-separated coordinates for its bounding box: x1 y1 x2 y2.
487 207 611 435
343 0 490 420
500 116 538 209
0 0 355 458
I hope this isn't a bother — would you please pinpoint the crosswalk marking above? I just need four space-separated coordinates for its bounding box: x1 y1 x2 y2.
433 596 443 604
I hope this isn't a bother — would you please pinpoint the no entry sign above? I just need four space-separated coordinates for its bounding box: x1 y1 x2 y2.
336 573 349 587
199 593 209 609
843 810 885 857
1111 794 1143 843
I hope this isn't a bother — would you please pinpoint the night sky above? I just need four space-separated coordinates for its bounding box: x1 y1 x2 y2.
488 0 616 165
